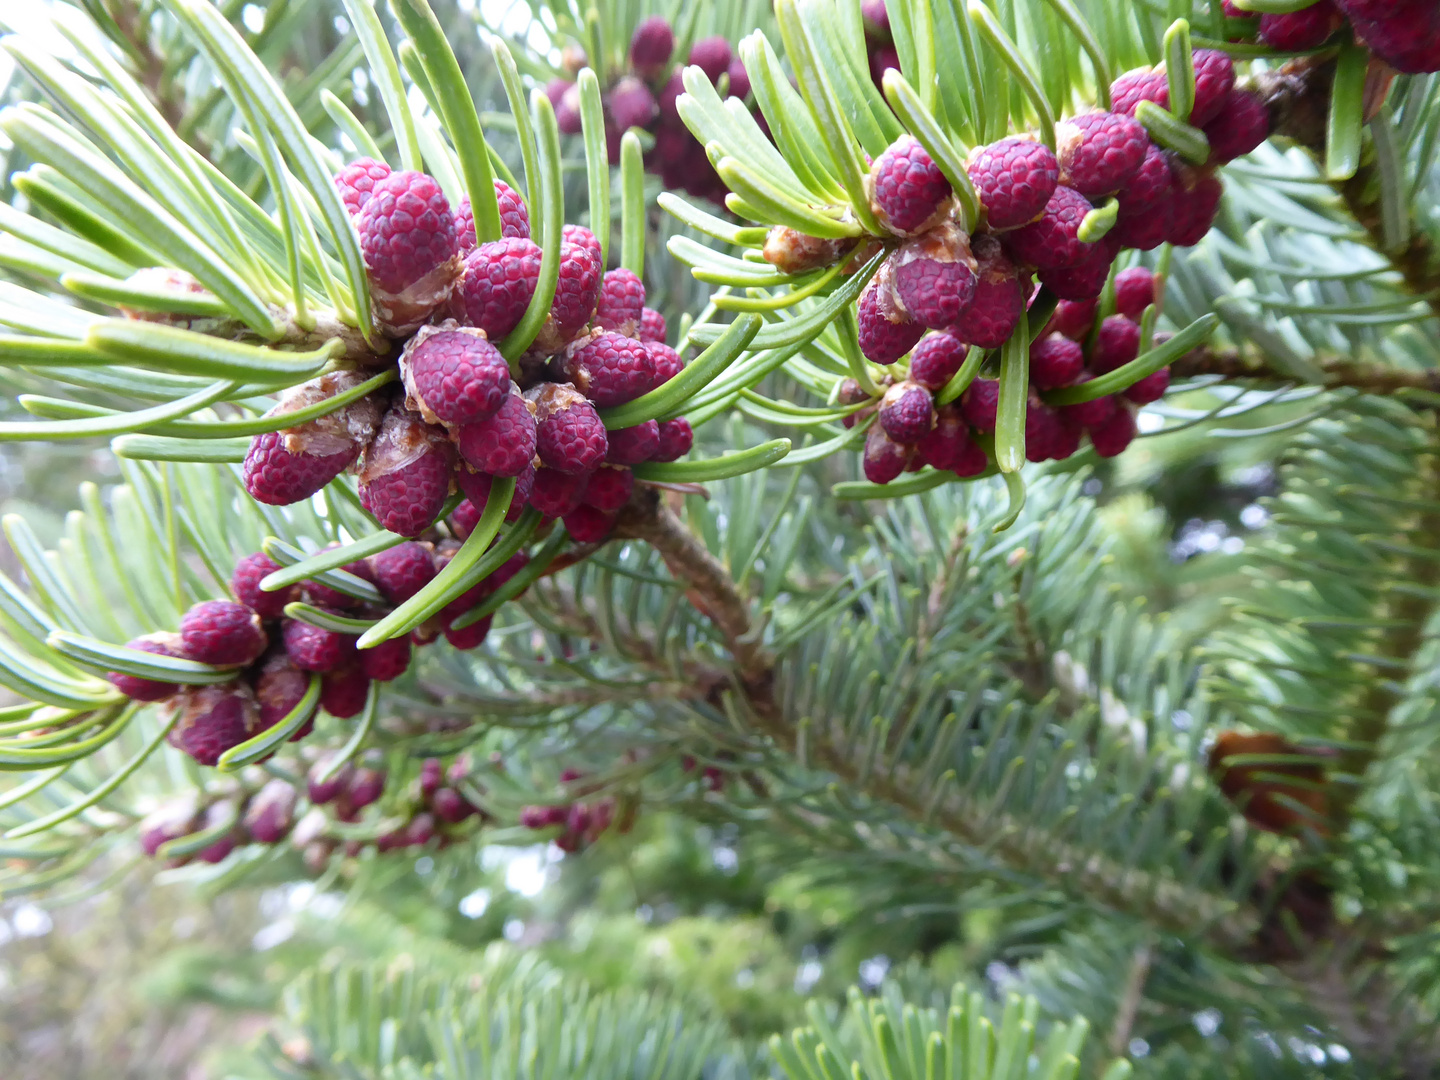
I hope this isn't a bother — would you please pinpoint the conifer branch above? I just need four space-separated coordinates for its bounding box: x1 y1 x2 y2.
1173 345 1440 394
1332 431 1440 823
617 487 1261 952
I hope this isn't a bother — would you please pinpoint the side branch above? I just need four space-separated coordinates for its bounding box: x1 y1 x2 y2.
1175 345 1440 394
616 488 1261 953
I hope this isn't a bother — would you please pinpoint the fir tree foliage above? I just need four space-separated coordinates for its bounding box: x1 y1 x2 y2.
0 0 1436 1076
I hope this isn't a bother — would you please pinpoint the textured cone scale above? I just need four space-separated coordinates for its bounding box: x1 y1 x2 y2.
870 46 900 90
283 618 356 673
967 137 1060 231
1114 203 1174 252
1039 234 1120 302
244 779 297 844
564 331 657 407
320 666 370 719
562 224 602 268
457 391 536 477
858 268 924 363
869 135 952 236
1350 8 1440 74
108 632 185 701
582 466 634 512
168 681 262 767
1024 399 1064 463
1339 0 1423 18
1114 268 1156 320
646 341 683 388
630 15 675 80
639 307 667 343
609 76 658 132
357 170 461 333
1169 164 1224 246
564 505 617 543
1190 49 1237 127
916 405 987 475
762 227 852 274
890 221 979 330
361 635 412 682
140 801 198 857
454 179 531 258
607 420 660 465
1048 299 1098 341
303 556 376 611
961 377 1000 433
1029 334 1086 390
196 808 239 863
948 236 1027 349
653 418 693 462
878 381 935 443
1089 405 1137 457
370 541 437 604
529 467 589 518
555 81 583 134
1003 185 1094 270
453 237 542 341
863 426 911 485
180 600 267 667
255 651 309 732
1050 415 1083 461
445 614 493 650
432 787 477 824
862 0 890 37
457 463 535 524
689 36 732 83
1114 194 1174 251
530 382 608 473
1109 69 1168 118
726 58 751 100
358 408 455 537
1118 143 1172 211
232 552 295 620
243 371 383 506
1091 316 1142 374
420 759 444 797
334 158 392 217
1124 367 1171 405
594 269 646 333
908 333 967 390
244 432 355 507
448 498 482 539
1054 111 1148 198
1203 90 1270 164
345 767 387 811
1060 378 1117 429
401 324 511 429
1258 3 1340 51
533 241 604 353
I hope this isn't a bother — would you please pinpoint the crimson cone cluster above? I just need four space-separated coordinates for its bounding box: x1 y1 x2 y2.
519 768 632 853
544 18 755 203
763 38 1270 485
138 750 488 871
1221 0 1440 74
107 540 534 768
239 158 692 544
